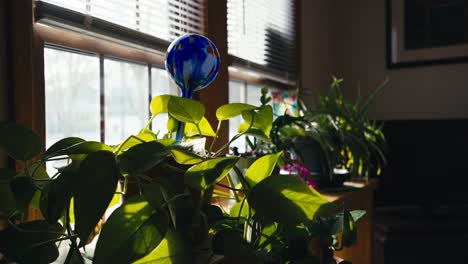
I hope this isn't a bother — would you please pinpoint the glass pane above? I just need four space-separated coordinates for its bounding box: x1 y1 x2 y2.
246 83 263 106
44 48 100 147
44 48 100 174
104 59 149 145
151 67 179 137
229 80 246 153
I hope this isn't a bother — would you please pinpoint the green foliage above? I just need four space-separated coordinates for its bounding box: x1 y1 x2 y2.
0 122 41 160
184 156 239 190
245 151 282 187
93 196 168 264
248 175 333 226
0 90 365 264
74 150 119 246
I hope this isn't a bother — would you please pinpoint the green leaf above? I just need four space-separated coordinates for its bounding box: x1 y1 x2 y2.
44 137 85 158
168 97 205 124
171 147 204 165
40 170 75 224
94 196 168 264
156 139 177 147
44 141 113 160
133 230 191 264
248 175 333 226
150 95 173 116
0 220 62 264
239 106 273 139
212 229 252 258
74 150 119 246
259 222 278 251
245 152 282 187
10 176 37 210
229 200 250 218
184 156 239 190
0 122 41 160
216 103 256 120
0 169 17 216
342 209 357 247
306 210 366 237
118 141 171 175
185 117 216 137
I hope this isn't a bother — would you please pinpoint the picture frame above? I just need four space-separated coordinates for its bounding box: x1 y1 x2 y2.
386 0 468 68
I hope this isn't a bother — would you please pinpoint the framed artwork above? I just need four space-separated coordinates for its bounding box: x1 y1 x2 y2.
387 0 468 68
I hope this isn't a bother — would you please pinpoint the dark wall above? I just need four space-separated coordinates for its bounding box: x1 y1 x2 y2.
376 119 468 208
0 0 7 167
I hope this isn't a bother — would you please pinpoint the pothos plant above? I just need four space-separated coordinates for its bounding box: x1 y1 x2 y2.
0 94 365 264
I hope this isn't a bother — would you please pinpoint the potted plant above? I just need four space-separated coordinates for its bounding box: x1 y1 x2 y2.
0 35 365 264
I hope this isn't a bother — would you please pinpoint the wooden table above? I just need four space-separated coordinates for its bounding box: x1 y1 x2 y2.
322 180 378 264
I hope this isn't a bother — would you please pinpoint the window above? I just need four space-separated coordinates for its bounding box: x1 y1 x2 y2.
227 0 297 84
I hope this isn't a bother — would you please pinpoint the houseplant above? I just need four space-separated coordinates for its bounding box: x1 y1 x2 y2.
0 34 365 264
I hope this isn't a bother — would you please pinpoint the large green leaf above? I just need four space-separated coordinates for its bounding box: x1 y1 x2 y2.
245 152 282 187
150 95 173 116
118 141 171 175
171 147 204 165
133 230 191 264
306 210 366 237
238 106 273 139
248 175 333 226
44 137 85 158
116 130 157 155
258 221 278 251
168 97 205 124
184 156 239 190
0 220 62 264
0 122 41 160
184 117 216 137
216 103 256 120
94 196 168 264
44 141 113 160
0 169 16 216
74 150 119 246
40 170 75 224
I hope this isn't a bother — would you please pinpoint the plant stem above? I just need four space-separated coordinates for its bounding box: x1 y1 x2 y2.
215 182 244 192
160 192 191 208
65 206 85 264
212 114 255 157
209 120 222 153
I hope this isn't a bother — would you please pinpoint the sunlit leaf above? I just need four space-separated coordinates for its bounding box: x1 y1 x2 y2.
0 122 41 160
133 230 191 264
168 97 205 124
229 200 250 218
248 175 333 226
0 221 62 263
216 103 256 120
185 117 216 137
75 151 119 246
184 156 239 190
245 152 282 187
118 141 171 175
171 147 204 165
259 222 278 251
94 196 168 264
150 95 173 116
238 106 273 139
44 137 85 159
44 141 113 160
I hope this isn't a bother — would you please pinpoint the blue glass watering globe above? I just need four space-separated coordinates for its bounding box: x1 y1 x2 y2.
165 34 220 142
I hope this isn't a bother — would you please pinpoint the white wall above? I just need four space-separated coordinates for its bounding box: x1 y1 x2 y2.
302 0 468 120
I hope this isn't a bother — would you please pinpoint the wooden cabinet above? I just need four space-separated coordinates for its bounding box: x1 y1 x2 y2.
322 180 378 264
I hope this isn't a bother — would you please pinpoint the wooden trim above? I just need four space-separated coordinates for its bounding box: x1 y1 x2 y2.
228 67 296 90
34 24 165 66
197 0 229 152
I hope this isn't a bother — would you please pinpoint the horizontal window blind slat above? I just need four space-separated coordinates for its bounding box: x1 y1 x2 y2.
227 0 296 80
38 0 205 42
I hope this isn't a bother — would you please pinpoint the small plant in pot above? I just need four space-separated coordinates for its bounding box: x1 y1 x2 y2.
0 35 365 264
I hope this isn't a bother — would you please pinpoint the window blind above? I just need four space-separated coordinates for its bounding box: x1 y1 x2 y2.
227 0 297 82
37 0 204 43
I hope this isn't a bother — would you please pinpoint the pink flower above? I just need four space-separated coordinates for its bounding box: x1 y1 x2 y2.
282 161 317 189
